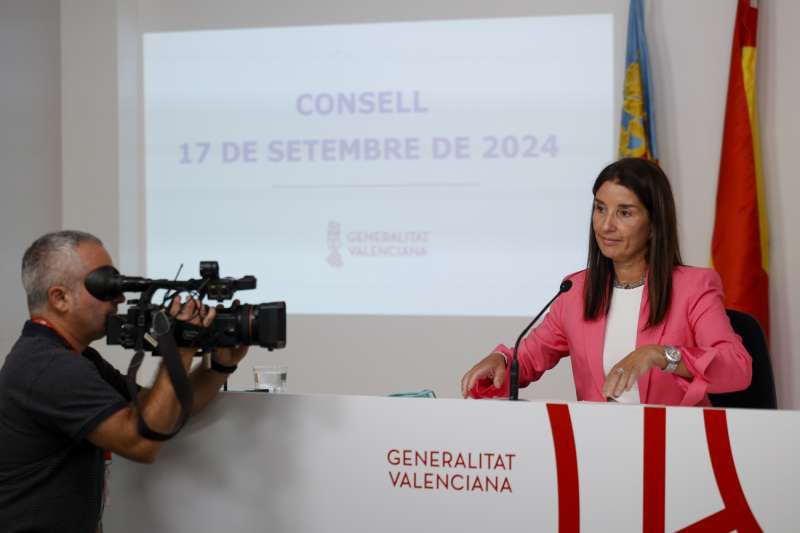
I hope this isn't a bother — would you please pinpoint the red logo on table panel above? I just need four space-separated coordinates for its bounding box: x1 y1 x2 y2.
546 404 762 533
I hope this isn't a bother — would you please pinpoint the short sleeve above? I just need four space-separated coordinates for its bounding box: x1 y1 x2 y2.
81 347 137 400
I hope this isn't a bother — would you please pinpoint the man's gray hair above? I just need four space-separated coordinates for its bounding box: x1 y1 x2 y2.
21 230 103 312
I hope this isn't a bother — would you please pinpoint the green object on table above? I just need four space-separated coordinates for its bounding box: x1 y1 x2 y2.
387 389 437 398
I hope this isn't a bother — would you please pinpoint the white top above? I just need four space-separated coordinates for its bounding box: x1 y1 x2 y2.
602 285 645 404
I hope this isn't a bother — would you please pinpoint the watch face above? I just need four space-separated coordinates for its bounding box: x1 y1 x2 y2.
665 345 681 363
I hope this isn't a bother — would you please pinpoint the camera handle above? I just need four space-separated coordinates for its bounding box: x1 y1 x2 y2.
125 288 194 441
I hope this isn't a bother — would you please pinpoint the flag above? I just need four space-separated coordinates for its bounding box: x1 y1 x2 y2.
619 0 658 161
711 0 769 338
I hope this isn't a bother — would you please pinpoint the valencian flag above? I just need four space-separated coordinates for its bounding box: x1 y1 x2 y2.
619 0 658 161
711 0 769 339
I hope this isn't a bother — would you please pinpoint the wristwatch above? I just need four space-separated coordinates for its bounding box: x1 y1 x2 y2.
663 345 681 373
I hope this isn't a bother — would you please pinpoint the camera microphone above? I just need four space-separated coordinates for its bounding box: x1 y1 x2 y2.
85 265 152 301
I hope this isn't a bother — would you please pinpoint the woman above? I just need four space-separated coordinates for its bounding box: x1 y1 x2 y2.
460 158 752 406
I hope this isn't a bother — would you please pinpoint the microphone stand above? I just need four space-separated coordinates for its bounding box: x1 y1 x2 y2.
509 280 572 401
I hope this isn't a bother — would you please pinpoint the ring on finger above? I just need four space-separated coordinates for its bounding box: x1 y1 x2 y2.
615 367 625 375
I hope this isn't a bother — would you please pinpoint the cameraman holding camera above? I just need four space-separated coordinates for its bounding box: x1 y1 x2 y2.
0 231 249 533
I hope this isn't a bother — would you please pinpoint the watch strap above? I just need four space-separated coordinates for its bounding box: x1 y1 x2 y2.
210 359 237 374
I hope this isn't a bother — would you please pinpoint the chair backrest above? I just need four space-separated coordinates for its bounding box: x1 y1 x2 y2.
709 309 777 409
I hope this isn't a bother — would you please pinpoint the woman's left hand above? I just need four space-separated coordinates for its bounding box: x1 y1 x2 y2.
602 344 664 400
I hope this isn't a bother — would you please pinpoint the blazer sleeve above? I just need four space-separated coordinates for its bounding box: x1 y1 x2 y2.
673 269 753 406
492 289 571 389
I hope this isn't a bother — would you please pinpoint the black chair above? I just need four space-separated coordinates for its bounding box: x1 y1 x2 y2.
709 309 777 409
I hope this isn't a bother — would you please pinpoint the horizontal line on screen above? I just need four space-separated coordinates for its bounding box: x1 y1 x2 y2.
271 182 481 189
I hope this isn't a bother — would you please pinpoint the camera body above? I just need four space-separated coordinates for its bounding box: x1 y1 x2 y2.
106 301 286 352
90 262 286 353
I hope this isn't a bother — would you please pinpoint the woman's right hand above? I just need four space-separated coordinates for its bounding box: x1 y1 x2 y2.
460 352 507 398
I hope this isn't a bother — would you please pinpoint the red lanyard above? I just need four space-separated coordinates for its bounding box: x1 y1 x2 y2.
30 317 78 352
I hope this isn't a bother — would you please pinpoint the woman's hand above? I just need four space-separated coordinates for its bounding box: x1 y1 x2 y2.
460 352 507 398
602 344 665 399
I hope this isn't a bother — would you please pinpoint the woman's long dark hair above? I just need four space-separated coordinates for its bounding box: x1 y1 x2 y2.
583 158 683 327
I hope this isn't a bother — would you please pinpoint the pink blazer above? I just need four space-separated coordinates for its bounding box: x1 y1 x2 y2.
494 266 752 406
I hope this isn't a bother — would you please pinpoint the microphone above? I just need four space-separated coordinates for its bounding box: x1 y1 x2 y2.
509 279 573 401
85 265 152 301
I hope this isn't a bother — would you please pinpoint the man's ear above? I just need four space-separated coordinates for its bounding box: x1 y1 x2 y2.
47 285 72 314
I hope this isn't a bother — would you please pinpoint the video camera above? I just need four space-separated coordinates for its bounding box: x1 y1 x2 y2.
85 261 286 353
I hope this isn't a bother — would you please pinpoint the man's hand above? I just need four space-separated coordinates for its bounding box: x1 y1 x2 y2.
169 295 214 327
168 296 249 371
208 301 249 366
211 344 249 366
168 296 214 364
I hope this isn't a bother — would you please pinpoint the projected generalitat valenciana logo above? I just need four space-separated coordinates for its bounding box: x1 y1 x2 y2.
327 221 345 267
327 220 431 268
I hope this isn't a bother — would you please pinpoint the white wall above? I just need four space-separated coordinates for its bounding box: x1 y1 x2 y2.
60 1 121 259
758 0 800 409
0 1 62 362
54 0 800 406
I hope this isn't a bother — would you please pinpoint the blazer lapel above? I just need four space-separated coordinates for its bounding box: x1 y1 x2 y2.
636 280 667 403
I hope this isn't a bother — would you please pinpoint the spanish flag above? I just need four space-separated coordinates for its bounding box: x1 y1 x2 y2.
712 0 769 339
619 0 658 161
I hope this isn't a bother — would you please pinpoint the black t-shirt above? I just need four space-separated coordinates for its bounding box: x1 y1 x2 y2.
0 321 132 533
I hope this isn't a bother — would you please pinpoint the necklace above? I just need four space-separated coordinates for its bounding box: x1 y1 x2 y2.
613 275 646 290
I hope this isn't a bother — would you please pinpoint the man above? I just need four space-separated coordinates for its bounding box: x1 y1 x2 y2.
0 231 248 532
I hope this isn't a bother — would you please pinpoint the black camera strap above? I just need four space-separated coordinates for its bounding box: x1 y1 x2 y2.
126 310 194 441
